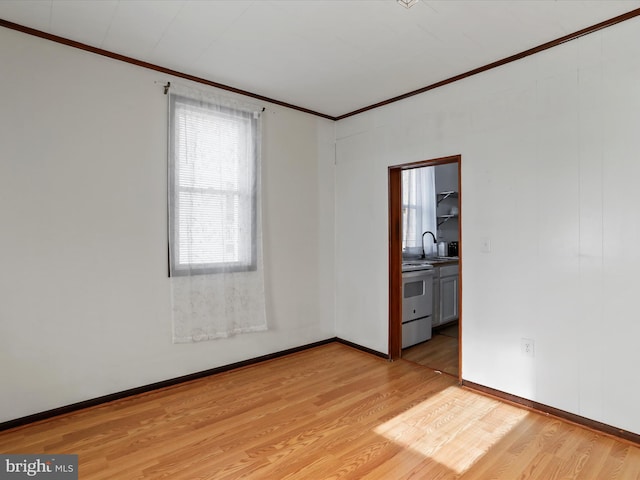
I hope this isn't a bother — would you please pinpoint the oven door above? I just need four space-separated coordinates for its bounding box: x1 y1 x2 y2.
402 269 434 323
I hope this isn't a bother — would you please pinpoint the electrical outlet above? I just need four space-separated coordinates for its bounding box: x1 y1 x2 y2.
521 338 535 357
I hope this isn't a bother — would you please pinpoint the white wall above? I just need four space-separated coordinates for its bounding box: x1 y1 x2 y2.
0 28 335 423
335 17 640 435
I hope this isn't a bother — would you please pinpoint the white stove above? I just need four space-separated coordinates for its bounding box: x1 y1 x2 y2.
401 267 434 348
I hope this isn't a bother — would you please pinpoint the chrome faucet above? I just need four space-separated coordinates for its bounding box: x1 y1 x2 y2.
421 231 437 259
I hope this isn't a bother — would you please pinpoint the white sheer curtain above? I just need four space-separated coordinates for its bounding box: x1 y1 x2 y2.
402 167 437 257
168 83 267 343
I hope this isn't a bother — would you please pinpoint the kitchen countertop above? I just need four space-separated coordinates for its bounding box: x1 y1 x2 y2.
423 256 459 266
402 256 459 272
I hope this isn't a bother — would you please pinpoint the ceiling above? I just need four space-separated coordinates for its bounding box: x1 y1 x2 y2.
1 0 639 118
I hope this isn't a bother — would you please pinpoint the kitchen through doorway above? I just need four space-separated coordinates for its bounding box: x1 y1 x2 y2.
388 155 461 381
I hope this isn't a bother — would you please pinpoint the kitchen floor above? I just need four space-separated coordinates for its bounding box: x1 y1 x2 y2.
402 321 459 377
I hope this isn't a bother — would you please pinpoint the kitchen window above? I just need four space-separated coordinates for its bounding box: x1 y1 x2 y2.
402 167 436 254
168 93 258 276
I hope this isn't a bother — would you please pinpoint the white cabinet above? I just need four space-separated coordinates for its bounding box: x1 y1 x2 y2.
439 273 459 324
433 264 459 326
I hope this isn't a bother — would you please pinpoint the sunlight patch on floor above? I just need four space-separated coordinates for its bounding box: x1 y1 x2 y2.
373 385 529 475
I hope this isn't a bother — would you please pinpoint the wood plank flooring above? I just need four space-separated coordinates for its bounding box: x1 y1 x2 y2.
402 325 459 376
1 343 639 479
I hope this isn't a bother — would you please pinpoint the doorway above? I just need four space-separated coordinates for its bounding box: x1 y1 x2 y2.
388 155 462 382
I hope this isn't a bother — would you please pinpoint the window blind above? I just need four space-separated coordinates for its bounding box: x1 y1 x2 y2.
169 94 257 275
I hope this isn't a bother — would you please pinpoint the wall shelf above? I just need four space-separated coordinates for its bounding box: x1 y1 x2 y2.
437 214 458 226
437 191 458 206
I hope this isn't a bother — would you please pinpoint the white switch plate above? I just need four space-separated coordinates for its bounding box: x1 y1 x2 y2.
481 237 491 253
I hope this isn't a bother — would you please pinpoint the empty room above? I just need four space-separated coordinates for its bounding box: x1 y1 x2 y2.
1 1 640 478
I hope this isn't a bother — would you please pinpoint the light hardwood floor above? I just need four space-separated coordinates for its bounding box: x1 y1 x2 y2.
1 343 639 479
402 323 459 376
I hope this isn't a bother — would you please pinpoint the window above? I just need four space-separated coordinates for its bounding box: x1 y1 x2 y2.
401 167 436 253
168 94 258 275
402 172 419 251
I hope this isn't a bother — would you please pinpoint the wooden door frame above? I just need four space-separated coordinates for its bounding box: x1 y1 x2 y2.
388 154 462 382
